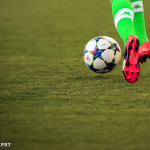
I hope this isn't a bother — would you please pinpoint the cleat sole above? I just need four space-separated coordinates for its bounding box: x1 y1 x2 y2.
123 35 140 83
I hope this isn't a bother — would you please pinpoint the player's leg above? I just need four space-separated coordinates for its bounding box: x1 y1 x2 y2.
131 0 150 62
111 0 140 83
111 0 135 45
131 0 148 45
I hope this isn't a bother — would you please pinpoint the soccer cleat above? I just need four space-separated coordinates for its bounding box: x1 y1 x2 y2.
138 41 150 63
123 35 140 83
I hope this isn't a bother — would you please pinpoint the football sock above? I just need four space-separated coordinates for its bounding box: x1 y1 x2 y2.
131 0 148 46
111 0 135 45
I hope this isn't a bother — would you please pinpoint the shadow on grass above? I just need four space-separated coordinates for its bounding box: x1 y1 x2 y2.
67 72 125 84
69 74 116 81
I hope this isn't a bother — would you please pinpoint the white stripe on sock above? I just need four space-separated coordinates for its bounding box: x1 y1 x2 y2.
114 8 134 28
131 1 143 13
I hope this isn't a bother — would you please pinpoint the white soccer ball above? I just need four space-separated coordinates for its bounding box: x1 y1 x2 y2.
83 36 121 73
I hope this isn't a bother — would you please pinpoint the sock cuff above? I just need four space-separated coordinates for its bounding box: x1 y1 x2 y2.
131 1 143 12
114 8 134 28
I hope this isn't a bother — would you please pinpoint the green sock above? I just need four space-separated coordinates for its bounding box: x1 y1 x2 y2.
111 0 135 45
131 0 148 46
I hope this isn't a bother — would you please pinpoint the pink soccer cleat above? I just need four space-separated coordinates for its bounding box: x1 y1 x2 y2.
138 41 150 63
123 35 140 83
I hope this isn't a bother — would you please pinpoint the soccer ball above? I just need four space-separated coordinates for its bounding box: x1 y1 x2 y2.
83 36 121 73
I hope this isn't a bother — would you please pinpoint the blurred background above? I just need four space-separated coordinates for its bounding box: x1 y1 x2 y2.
0 0 150 150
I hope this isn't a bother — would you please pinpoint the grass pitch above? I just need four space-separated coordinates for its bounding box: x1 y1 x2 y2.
0 0 150 150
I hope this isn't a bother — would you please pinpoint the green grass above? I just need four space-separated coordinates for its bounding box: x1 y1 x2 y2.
0 0 150 150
